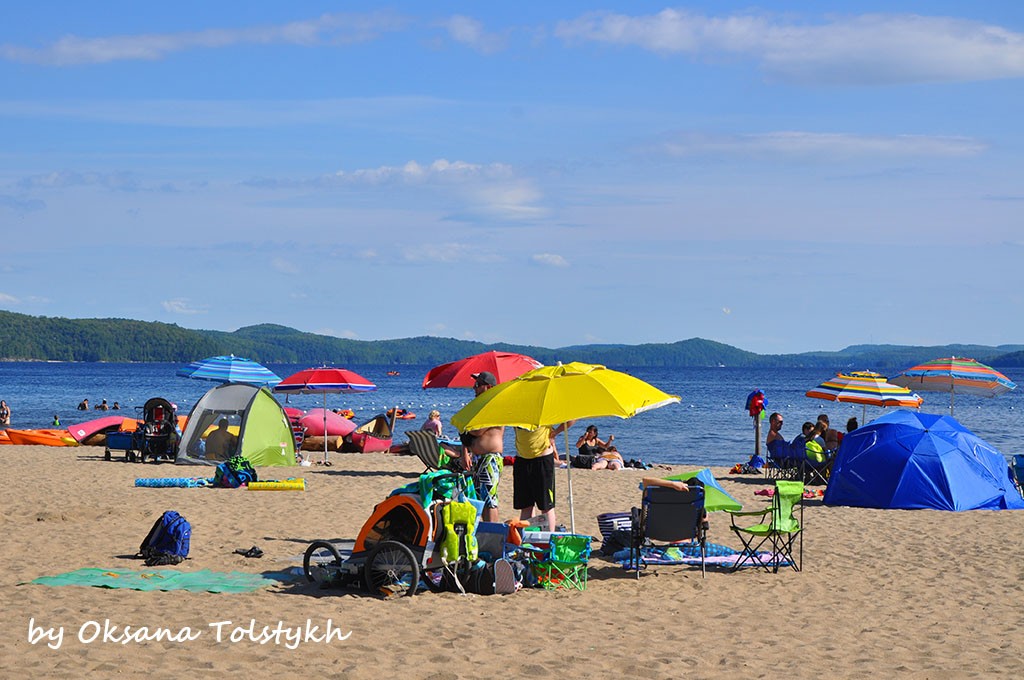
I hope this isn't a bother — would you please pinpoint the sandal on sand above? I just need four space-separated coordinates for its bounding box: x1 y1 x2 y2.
234 546 264 558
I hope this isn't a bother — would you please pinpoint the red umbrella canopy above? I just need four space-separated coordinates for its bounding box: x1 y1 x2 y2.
274 367 377 394
422 351 543 389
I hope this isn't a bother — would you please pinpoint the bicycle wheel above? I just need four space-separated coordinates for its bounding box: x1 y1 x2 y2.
363 540 420 599
303 540 343 584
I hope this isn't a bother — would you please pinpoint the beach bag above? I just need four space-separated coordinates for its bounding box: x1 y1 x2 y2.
138 510 191 566
214 455 257 488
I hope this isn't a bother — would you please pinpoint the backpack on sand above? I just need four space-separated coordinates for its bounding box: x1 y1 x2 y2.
138 510 191 566
213 455 257 488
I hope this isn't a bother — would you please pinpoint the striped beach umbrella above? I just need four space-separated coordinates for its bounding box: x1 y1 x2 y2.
177 355 281 387
806 371 923 423
890 357 1016 416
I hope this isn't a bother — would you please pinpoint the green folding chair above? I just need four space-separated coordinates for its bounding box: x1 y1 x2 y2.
526 534 591 591
728 480 803 573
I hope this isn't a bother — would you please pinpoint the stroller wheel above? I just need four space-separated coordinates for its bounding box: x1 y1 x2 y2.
303 540 343 584
364 540 420 599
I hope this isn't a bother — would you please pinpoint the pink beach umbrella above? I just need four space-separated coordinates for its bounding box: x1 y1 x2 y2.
274 367 377 464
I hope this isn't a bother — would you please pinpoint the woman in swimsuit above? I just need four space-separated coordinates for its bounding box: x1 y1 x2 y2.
573 425 623 470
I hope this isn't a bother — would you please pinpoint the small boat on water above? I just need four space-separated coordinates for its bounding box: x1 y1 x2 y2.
387 371 400 376
345 413 395 453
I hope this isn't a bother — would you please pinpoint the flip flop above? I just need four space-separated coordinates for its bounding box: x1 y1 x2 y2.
234 546 264 558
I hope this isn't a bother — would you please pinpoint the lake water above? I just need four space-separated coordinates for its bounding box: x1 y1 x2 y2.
2 362 1022 466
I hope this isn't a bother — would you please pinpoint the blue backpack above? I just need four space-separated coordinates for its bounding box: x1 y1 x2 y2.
138 511 191 566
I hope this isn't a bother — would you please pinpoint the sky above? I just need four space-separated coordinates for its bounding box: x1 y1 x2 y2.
1 2 1023 354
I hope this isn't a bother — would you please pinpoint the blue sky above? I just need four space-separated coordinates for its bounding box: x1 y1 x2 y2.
1 2 1023 354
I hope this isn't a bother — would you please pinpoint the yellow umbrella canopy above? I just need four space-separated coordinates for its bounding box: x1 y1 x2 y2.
450 361 681 431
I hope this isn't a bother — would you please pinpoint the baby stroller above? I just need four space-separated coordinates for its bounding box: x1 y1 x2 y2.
105 397 178 463
303 471 480 598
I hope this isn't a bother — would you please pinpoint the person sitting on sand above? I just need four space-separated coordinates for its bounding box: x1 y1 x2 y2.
573 425 623 470
77 399 89 411
205 418 237 458
420 410 443 437
96 399 109 411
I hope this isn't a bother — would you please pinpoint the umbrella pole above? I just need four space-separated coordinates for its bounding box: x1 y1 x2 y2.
323 392 329 465
564 428 575 534
950 384 955 417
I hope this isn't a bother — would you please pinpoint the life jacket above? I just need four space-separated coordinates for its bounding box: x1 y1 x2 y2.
440 500 479 563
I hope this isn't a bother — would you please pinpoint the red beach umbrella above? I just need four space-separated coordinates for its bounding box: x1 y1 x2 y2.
422 351 543 389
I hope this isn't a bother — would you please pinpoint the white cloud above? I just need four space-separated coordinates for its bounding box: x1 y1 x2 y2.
333 159 515 185
555 10 1024 84
0 12 408 65
440 15 507 54
653 131 986 160
722 307 732 315
271 257 301 275
401 243 477 264
162 298 206 315
0 292 20 303
532 253 569 267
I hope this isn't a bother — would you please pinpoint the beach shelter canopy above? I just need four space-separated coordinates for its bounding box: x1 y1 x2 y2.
890 356 1016 415
422 351 543 389
823 410 1024 511
176 354 281 387
664 468 742 512
176 383 295 467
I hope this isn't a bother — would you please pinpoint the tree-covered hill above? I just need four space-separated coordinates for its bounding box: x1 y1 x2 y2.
0 310 1020 369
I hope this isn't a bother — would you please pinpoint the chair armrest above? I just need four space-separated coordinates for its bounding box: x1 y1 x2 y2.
727 509 770 517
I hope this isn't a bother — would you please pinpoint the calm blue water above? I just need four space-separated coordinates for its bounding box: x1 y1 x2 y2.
2 363 1022 466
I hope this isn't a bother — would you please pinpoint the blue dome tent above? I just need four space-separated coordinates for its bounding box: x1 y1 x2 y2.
824 410 1024 511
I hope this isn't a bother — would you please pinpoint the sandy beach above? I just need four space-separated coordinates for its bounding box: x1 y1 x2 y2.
1 444 1022 679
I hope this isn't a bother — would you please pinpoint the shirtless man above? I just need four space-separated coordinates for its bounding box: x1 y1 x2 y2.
459 372 504 523
766 412 785 446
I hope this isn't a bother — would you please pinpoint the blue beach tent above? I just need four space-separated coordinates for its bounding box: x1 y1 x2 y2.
824 410 1024 511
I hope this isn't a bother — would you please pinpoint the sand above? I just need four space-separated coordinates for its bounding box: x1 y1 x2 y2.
1 444 1022 679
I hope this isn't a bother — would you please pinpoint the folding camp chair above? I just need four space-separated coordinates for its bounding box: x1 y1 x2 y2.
764 439 802 481
728 480 803 573
525 534 591 591
803 455 831 487
1012 455 1024 496
406 431 463 474
629 482 708 578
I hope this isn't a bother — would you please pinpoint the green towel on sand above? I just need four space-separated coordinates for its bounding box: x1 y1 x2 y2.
31 568 291 593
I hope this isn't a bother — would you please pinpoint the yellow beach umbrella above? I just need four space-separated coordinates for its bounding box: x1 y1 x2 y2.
451 361 680 431
451 362 680 531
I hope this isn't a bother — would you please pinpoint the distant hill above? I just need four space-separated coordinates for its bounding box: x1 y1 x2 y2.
0 310 1020 370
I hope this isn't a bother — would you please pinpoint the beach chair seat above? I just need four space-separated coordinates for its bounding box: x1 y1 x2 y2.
1011 455 1024 496
628 481 708 578
765 439 802 480
525 534 591 591
729 480 803 573
406 430 463 474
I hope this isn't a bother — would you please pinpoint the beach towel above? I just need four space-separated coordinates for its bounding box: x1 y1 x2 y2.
135 477 212 488
612 543 791 569
30 568 293 593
